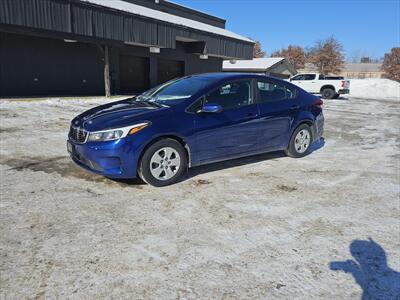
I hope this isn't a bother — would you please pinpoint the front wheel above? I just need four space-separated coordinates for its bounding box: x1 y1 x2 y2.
138 139 187 187
285 124 312 158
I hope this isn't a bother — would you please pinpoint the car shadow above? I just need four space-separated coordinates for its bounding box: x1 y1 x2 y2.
112 138 326 186
185 138 326 181
309 137 325 152
330 238 400 299
109 177 147 186
186 150 286 179
322 96 348 101
334 96 349 100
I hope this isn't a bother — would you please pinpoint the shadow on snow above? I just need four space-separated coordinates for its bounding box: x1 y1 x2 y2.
330 238 400 299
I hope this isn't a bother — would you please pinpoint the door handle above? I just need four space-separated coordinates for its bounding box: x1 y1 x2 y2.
290 105 300 110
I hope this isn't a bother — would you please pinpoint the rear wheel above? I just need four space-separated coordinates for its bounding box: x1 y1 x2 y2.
285 124 312 158
321 88 335 99
138 139 187 187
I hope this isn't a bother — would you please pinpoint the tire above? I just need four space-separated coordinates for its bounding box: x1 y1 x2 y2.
321 88 335 99
333 93 340 99
285 124 313 158
138 138 187 187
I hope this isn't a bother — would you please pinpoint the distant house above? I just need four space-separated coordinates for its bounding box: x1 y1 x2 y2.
223 58 297 79
340 63 383 79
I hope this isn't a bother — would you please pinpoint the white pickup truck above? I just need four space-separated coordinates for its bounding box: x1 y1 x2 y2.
288 73 350 99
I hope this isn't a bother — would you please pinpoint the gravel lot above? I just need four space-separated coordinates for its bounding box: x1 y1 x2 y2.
1 96 399 299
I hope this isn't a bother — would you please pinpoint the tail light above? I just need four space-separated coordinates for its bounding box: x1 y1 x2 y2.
341 80 349 88
314 98 324 107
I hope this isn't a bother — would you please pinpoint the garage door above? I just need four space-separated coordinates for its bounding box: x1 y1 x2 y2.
119 55 150 94
157 59 184 85
0 32 104 97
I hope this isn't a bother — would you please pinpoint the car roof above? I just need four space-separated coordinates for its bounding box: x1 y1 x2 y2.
186 72 269 81
180 73 299 93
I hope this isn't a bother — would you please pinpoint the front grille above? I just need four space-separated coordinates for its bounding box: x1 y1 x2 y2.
69 126 88 143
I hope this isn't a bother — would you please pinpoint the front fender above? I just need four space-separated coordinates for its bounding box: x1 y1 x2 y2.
130 128 196 174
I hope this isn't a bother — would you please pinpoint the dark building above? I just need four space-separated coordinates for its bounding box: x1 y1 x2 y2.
0 0 254 97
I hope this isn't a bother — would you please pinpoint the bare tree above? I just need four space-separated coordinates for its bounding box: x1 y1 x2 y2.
271 45 306 69
382 47 400 82
307 37 345 74
252 40 266 58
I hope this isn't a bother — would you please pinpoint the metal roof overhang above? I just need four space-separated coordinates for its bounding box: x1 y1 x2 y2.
0 0 254 59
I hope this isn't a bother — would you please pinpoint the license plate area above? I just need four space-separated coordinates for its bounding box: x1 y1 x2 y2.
67 141 74 154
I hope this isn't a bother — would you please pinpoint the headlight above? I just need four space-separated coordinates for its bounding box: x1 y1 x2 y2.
87 122 149 142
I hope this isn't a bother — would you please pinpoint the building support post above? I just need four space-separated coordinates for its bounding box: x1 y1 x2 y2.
104 45 111 97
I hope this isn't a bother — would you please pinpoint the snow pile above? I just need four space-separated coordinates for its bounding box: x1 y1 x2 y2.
349 78 400 100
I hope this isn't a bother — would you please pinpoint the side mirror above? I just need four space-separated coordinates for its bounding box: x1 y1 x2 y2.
199 103 223 113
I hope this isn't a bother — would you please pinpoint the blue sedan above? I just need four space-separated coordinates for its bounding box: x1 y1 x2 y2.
67 73 324 186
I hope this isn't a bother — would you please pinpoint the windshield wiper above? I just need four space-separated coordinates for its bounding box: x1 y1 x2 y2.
135 96 167 108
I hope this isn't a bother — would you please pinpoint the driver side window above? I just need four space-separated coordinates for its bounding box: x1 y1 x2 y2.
205 80 252 110
292 75 304 81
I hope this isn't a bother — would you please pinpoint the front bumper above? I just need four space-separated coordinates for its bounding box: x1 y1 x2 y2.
67 137 140 178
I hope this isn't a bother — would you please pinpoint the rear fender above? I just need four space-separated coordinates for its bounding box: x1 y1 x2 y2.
292 110 315 130
288 112 316 147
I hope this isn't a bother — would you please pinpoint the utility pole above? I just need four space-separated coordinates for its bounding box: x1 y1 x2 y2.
104 45 111 97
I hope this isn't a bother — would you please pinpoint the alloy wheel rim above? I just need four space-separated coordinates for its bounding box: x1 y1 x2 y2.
150 147 181 181
294 129 311 153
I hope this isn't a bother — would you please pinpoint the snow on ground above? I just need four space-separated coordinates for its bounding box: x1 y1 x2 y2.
349 78 400 100
0 96 399 299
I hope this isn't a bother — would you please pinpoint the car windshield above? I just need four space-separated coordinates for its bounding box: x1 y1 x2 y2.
136 77 213 106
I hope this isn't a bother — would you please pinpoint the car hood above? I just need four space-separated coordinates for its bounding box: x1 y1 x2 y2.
71 98 169 132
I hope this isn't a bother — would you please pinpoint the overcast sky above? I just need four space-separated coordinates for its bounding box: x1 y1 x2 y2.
172 0 400 60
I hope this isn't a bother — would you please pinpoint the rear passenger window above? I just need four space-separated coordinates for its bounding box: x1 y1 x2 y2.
304 74 316 80
206 80 252 110
257 81 296 103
